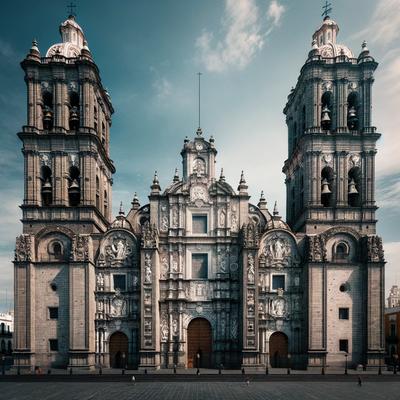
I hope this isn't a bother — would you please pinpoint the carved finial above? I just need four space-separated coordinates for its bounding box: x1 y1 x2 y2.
219 168 225 182
238 170 248 193
153 171 159 184
209 135 214 143
273 201 279 216
362 40 368 50
119 201 124 215
28 38 40 59
184 136 189 144
151 171 161 193
131 192 140 210
258 190 267 210
173 168 179 182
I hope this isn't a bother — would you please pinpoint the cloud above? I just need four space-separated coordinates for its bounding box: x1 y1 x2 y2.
355 0 400 47
267 0 285 26
196 0 285 72
152 77 172 100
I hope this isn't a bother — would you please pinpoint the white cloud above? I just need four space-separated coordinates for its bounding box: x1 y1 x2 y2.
267 0 285 26
355 0 400 47
196 0 285 72
153 77 172 100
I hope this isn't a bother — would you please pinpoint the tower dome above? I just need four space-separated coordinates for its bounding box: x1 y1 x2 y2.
311 16 353 59
46 15 86 58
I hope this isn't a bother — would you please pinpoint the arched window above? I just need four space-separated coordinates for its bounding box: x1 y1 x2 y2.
52 241 63 259
42 91 54 130
1 340 5 353
347 92 358 130
334 242 349 261
104 190 108 217
96 176 100 209
321 91 333 131
69 91 80 130
321 166 334 207
348 167 361 207
68 166 81 206
41 165 53 206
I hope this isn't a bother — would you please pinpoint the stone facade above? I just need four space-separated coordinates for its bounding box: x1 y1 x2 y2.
13 14 385 371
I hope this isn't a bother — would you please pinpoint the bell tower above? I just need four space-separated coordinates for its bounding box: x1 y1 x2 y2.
283 13 385 369
13 13 115 370
20 14 115 233
283 15 379 235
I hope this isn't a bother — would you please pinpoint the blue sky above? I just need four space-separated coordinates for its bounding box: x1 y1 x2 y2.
0 0 399 311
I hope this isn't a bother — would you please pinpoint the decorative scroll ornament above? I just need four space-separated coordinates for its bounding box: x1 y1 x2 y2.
190 185 208 204
68 153 79 167
144 253 152 283
349 153 361 168
39 152 51 167
307 235 327 262
70 234 89 262
322 81 333 92
364 236 384 263
242 222 260 248
15 235 32 262
141 221 158 248
321 153 333 167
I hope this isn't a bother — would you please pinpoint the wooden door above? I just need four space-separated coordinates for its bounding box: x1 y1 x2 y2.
187 318 212 368
269 331 288 368
109 331 128 368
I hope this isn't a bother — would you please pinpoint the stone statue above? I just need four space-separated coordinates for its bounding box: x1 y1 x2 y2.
112 239 126 259
97 273 104 290
247 254 255 284
15 235 32 262
271 297 286 317
111 296 127 317
172 319 178 336
144 254 152 283
161 318 169 341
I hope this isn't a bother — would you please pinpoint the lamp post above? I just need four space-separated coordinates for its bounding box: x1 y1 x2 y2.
344 353 348 375
378 350 382 376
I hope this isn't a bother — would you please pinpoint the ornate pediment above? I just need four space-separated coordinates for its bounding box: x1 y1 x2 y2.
97 231 136 268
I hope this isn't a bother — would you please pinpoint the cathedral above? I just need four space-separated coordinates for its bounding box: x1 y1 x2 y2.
13 12 385 371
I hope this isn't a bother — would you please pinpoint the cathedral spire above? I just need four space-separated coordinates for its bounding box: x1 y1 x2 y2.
237 171 248 194
131 192 140 210
258 190 267 210
151 171 161 194
173 168 179 183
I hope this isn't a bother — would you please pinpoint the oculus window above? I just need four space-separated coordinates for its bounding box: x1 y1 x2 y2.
272 275 285 290
113 274 126 291
192 215 207 234
192 254 208 279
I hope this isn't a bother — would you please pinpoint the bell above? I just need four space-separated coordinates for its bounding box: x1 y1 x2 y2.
41 178 52 194
347 106 358 129
43 107 53 129
321 178 331 194
348 179 358 195
69 179 80 194
321 106 331 129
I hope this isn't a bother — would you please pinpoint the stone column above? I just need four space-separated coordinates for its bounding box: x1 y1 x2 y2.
336 151 348 206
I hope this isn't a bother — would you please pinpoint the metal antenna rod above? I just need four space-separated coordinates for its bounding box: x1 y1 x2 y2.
197 72 202 128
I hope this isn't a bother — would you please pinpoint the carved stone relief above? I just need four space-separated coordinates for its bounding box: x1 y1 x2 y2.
97 232 134 267
15 235 32 262
144 253 152 283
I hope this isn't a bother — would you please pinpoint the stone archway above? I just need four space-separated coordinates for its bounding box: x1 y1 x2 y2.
187 318 212 368
109 331 128 368
269 331 288 368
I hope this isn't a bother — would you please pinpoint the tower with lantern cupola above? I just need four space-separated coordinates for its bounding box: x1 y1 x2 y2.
283 14 385 368
13 13 114 370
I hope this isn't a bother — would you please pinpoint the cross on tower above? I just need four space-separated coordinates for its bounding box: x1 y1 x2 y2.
321 0 332 19
67 2 77 17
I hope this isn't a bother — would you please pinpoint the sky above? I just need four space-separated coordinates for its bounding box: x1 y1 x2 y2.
0 0 399 312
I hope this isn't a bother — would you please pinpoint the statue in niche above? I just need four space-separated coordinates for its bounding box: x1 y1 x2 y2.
112 239 126 259
193 158 206 176
264 235 291 265
219 210 226 227
161 257 169 278
132 273 138 288
247 254 255 284
111 292 127 317
144 254 152 283
172 319 178 336
172 207 179 228
271 297 286 318
231 213 238 231
161 317 169 341
97 273 104 290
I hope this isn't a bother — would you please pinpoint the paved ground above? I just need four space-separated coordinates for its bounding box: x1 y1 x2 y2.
2 381 400 400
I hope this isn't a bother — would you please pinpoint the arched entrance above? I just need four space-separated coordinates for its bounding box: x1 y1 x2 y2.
187 318 212 368
269 331 288 368
109 331 128 368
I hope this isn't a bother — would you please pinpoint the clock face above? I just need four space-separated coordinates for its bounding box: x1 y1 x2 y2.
195 143 203 151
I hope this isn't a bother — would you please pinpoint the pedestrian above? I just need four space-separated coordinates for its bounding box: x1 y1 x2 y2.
196 368 200 375
358 375 362 386
132 375 136 384
245 378 250 386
